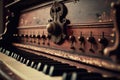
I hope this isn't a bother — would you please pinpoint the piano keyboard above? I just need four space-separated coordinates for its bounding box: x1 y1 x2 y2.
0 52 62 80
0 47 119 80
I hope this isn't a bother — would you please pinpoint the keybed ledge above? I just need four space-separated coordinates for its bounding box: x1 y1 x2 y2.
12 43 120 73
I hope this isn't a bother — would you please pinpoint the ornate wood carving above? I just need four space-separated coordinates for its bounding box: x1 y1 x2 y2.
46 1 68 44
104 1 120 63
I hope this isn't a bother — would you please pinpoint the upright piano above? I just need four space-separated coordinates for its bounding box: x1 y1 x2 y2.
0 0 120 80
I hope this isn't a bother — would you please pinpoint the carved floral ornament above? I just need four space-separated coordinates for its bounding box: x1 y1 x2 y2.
46 1 68 44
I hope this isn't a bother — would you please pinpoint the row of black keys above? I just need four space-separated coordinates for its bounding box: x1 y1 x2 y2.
0 47 119 80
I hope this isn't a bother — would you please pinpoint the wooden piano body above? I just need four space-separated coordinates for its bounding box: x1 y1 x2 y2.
0 0 120 80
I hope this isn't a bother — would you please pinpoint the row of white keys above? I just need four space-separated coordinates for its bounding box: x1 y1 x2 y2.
0 52 62 80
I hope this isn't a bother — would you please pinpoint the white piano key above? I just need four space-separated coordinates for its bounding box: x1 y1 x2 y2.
10 52 14 57
5 50 10 56
26 59 30 65
20 57 23 62
22 58 26 63
0 52 62 80
30 61 34 67
16 55 20 60
0 47 2 51
2 48 5 53
36 62 41 70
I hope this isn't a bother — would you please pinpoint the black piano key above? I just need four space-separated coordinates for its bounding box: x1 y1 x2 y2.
62 69 88 80
42 62 65 73
30 61 35 67
28 58 59 67
10 52 14 57
63 72 73 80
35 60 59 71
33 61 44 68
29 59 50 68
83 75 103 80
71 72 102 80
25 59 30 66
31 58 55 63
102 77 120 80
4 50 10 56
35 60 62 71
26 60 33 66
26 59 36 66
17 52 54 65
77 77 120 80
13 53 18 59
19 57 24 62
43 64 51 74
7 51 12 56
16 55 20 61
36 62 42 71
49 65 87 76
0 47 2 52
20 57 25 63
43 63 70 74
28 56 49 60
36 63 47 71
16 55 21 61
1 48 6 53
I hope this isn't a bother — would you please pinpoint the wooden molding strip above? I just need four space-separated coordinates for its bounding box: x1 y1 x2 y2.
12 43 120 72
17 21 113 29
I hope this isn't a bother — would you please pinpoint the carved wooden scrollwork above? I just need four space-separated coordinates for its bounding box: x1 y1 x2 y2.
46 1 68 44
104 1 120 63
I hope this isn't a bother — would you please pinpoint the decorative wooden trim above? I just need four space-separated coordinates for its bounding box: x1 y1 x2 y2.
5 0 21 8
20 0 72 13
12 43 120 72
68 21 113 28
21 1 54 13
17 21 113 29
104 1 120 56
17 25 46 29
